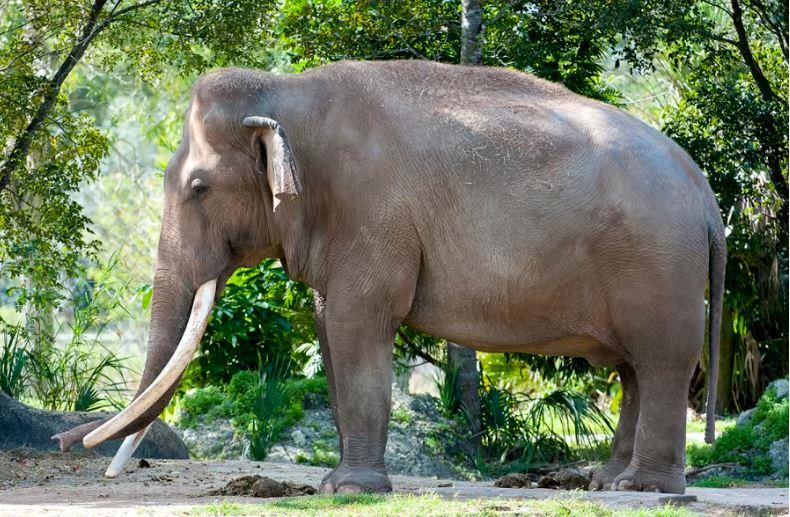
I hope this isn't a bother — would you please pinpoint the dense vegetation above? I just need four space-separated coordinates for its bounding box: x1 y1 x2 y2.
0 0 786 481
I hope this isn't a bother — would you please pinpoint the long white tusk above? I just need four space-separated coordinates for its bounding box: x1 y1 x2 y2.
83 279 217 449
104 423 151 478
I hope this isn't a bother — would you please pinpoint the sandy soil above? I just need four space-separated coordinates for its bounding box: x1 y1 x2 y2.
0 450 787 516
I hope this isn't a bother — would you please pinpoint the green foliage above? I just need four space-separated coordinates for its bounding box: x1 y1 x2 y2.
687 382 788 479
176 365 329 460
435 360 460 417
295 446 340 468
688 475 761 488
178 385 233 429
479 378 613 469
0 323 29 398
248 362 288 461
0 257 133 411
185 259 316 387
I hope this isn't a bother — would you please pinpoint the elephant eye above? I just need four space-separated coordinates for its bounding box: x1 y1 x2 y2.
190 178 208 196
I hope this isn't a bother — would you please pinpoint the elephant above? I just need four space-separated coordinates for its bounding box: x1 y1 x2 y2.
54 60 726 494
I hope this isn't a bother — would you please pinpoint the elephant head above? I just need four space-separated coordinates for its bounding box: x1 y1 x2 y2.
53 71 301 474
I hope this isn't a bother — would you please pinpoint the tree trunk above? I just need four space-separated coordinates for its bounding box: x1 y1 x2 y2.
460 0 484 66
446 342 481 449
450 0 484 454
716 303 735 413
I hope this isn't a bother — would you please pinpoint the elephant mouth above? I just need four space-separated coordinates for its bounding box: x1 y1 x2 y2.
82 279 217 476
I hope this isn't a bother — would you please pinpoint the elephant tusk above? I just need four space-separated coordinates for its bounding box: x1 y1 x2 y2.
104 423 151 478
83 279 217 450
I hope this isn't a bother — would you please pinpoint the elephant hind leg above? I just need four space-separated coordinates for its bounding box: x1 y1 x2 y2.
613 359 695 494
590 362 638 491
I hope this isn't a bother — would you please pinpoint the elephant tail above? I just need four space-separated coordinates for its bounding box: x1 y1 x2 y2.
705 212 727 444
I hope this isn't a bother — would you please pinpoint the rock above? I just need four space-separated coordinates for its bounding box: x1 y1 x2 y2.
267 384 466 480
209 474 315 497
494 472 535 488
736 408 756 428
0 392 188 459
290 429 306 447
176 417 244 460
767 379 789 400
537 469 590 490
302 391 325 410
769 438 788 472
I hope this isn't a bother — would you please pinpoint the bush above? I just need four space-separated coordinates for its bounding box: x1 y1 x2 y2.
178 385 233 428
186 260 316 387
687 380 789 480
175 368 329 460
0 323 28 398
0 258 133 411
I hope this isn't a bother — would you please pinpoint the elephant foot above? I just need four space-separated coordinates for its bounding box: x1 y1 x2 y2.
319 464 392 494
612 466 686 494
588 458 629 491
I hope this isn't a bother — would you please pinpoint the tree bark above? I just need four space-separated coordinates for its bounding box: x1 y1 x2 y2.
716 303 735 413
446 342 481 448
450 0 485 454
729 0 788 223
0 0 163 193
460 0 484 66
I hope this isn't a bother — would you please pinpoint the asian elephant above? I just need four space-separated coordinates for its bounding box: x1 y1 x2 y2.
54 60 726 494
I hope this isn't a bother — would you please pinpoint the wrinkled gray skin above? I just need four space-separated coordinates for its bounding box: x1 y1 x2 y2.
60 60 727 494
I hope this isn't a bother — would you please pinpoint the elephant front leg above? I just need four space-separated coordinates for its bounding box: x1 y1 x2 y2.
313 291 344 484
318 297 395 494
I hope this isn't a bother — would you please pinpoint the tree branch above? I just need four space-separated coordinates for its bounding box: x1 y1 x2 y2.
396 329 440 366
0 0 109 191
728 0 788 212
729 0 783 105
746 0 788 61
0 0 164 193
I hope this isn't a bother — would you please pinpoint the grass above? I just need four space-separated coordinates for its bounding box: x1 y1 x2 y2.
190 494 695 517
685 417 736 436
687 475 766 488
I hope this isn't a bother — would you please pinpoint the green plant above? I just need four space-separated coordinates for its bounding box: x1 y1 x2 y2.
435 360 460 417
0 258 133 411
391 408 411 425
186 260 315 388
28 338 130 411
295 446 340 468
0 323 28 398
479 379 614 469
248 360 289 461
686 381 788 480
178 385 233 428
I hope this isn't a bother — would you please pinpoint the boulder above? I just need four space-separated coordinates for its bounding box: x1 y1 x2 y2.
767 379 789 400
0 391 188 459
769 438 788 473
736 407 756 428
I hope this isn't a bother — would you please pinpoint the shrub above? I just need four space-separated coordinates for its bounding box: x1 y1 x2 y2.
479 379 613 469
687 380 789 480
178 385 233 428
187 260 316 387
176 367 329 461
0 323 28 398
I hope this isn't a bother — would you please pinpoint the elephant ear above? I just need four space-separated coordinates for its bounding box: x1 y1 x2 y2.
242 116 301 211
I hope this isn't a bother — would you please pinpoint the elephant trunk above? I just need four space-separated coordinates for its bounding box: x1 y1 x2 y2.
52 272 215 454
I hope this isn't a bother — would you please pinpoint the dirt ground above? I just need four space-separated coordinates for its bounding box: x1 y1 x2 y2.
0 450 787 516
